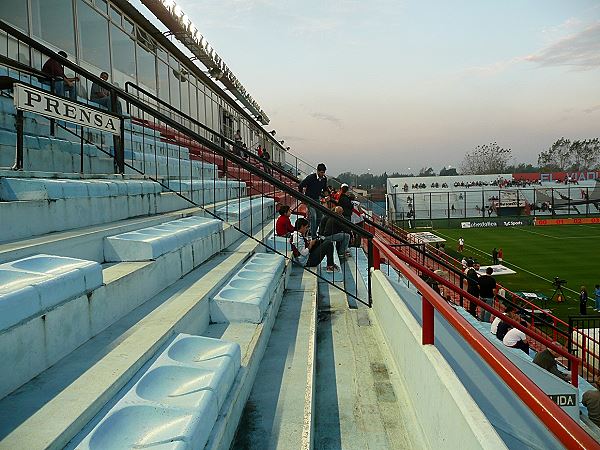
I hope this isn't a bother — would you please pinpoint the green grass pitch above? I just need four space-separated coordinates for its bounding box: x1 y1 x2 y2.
433 224 600 322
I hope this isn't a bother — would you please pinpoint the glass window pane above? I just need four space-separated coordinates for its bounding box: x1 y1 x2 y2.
169 63 181 110
197 91 206 125
124 18 135 35
78 0 110 71
110 23 136 86
110 6 121 25
31 0 76 55
97 0 108 15
0 0 29 32
136 43 156 92
157 58 169 102
180 77 189 115
189 87 197 121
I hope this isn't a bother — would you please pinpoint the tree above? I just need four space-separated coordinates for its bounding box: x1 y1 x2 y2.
418 167 435 177
537 138 600 171
439 166 458 176
460 142 512 175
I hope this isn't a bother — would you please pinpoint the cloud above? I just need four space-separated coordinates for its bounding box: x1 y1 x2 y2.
310 112 343 128
525 22 600 70
459 57 524 77
584 104 600 114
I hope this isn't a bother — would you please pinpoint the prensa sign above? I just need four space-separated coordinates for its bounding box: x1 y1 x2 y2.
13 83 120 135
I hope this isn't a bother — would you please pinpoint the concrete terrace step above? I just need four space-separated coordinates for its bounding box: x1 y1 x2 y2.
0 226 271 450
232 265 318 450
313 282 428 449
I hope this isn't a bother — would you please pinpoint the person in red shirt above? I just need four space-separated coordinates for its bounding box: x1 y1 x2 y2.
276 205 295 237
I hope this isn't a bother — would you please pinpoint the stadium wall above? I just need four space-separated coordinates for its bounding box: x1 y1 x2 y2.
371 270 567 450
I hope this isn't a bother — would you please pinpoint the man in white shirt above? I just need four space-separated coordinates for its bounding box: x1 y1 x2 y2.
503 321 529 354
490 315 502 335
458 237 464 252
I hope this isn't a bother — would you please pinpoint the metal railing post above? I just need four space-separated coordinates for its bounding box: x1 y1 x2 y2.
12 109 24 170
422 295 434 345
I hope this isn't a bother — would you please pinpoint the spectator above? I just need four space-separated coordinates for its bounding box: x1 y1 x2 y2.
478 267 497 322
349 193 364 247
580 286 589 315
42 51 78 100
319 206 351 258
334 184 353 220
503 320 530 354
583 381 600 427
595 284 600 312
90 71 121 114
465 260 480 318
260 147 271 174
232 130 243 157
275 205 295 237
532 345 569 382
298 163 329 237
290 217 338 273
496 306 515 341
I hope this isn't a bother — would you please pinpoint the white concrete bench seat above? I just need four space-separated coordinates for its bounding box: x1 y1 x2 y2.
75 334 241 450
124 151 216 179
104 215 223 261
0 254 102 331
0 128 114 173
215 197 276 234
211 253 285 323
0 177 161 201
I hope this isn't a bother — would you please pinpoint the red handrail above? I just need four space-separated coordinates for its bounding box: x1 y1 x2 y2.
372 238 597 450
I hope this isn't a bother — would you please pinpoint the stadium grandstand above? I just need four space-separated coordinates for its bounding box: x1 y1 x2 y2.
387 173 600 225
0 2 599 449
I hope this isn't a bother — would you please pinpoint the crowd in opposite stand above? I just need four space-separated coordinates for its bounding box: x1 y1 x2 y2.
398 177 550 193
274 163 365 274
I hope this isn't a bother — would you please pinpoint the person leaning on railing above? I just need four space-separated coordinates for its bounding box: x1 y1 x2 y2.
41 51 78 100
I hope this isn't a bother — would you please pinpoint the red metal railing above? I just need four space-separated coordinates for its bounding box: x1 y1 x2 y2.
372 238 597 450
367 218 600 376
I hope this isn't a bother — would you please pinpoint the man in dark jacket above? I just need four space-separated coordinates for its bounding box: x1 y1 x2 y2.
335 184 353 220
319 206 351 258
298 163 329 236
465 260 480 318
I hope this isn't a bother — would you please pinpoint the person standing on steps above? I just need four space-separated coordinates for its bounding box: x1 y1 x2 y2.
298 163 329 237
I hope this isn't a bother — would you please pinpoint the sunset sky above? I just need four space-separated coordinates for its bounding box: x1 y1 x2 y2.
135 0 600 175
